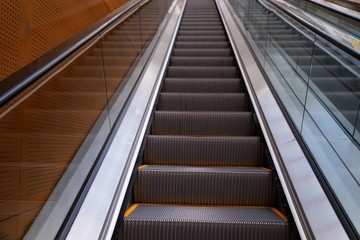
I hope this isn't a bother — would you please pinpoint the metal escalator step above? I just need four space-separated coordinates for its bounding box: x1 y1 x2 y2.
323 91 360 111
172 48 232 56
180 22 223 27
178 30 225 36
174 42 229 49
158 93 248 111
163 78 243 92
145 135 263 166
312 77 360 92
152 111 255 136
176 35 227 42
181 18 221 22
167 66 238 78
170 56 234 66
134 166 275 205
181 16 220 20
122 205 288 240
307 65 355 78
179 26 223 31
182 13 219 17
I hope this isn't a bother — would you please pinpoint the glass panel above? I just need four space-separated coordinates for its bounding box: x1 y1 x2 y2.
263 53 305 130
0 41 111 239
301 108 360 232
229 0 360 235
101 10 143 125
0 0 176 238
309 35 360 136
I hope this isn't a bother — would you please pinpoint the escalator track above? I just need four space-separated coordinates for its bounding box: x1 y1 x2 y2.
119 0 294 239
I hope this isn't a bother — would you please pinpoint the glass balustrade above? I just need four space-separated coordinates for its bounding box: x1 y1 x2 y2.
229 0 360 235
0 0 173 238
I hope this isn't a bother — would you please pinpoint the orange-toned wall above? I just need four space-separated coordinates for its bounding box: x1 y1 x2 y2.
0 0 129 81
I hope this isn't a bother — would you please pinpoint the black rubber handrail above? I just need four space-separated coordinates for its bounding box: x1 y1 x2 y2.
266 0 360 60
0 0 144 108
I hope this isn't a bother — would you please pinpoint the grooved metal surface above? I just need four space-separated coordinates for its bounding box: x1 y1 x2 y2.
152 111 255 136
123 205 288 240
121 0 290 238
135 166 275 205
158 93 248 111
145 135 263 166
163 78 243 92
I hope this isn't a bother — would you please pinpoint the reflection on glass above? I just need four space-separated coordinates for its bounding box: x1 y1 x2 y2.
101 12 142 124
0 0 174 238
0 41 110 239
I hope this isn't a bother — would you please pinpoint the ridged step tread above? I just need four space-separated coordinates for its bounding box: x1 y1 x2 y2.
179 26 223 31
163 78 243 92
172 48 232 57
170 56 234 66
122 205 289 240
144 135 263 166
157 93 248 111
176 35 228 42
167 66 238 78
134 165 276 205
178 30 226 36
152 111 255 136
175 42 230 49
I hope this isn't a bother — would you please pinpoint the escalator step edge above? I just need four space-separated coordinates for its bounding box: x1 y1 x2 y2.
122 205 289 240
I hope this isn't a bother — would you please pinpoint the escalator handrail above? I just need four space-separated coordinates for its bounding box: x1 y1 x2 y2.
0 0 145 108
266 0 360 60
308 0 360 21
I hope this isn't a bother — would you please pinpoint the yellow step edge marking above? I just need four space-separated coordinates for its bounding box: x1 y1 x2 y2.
124 204 139 218
138 165 149 169
260 167 271 171
271 208 288 222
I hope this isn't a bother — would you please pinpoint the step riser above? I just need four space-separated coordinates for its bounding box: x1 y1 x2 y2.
158 93 248 111
152 112 255 136
145 136 264 166
170 57 234 66
173 49 232 57
167 67 238 78
135 168 276 205
163 78 243 93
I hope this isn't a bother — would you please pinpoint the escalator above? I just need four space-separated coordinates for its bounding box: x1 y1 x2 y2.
118 0 295 239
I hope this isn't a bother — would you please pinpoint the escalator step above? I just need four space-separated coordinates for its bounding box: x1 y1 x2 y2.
152 111 255 136
180 25 222 30
167 66 238 78
134 165 275 205
145 135 263 166
158 93 248 111
180 22 223 27
170 56 234 66
176 35 228 42
174 42 230 49
163 78 243 92
178 30 225 36
172 48 232 56
122 205 288 240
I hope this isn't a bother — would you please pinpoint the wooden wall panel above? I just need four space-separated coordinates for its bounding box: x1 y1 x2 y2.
0 0 130 81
